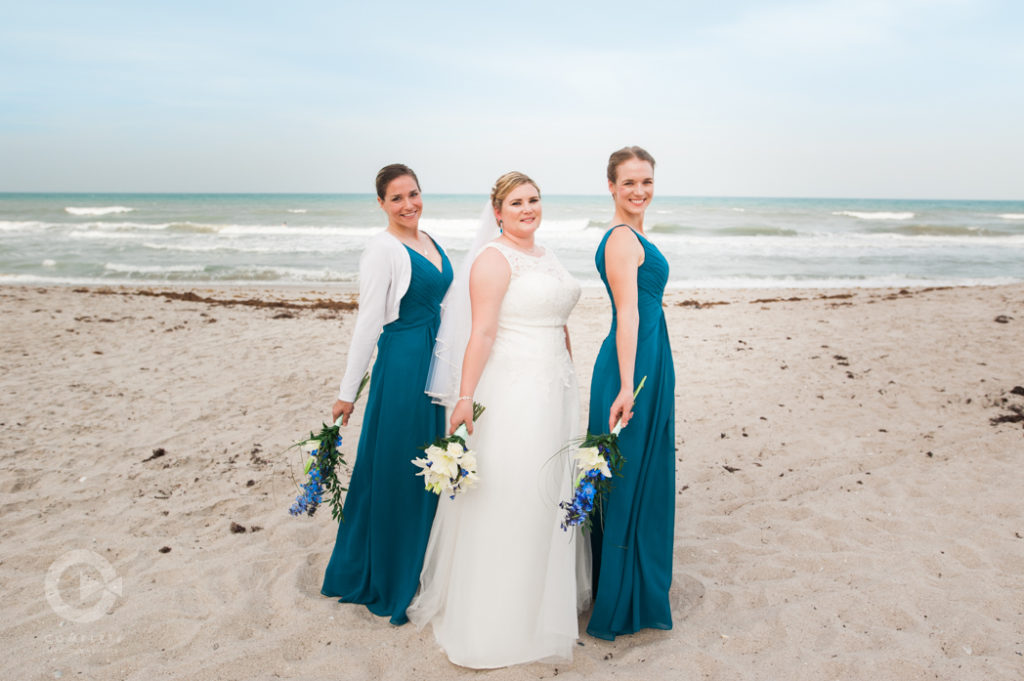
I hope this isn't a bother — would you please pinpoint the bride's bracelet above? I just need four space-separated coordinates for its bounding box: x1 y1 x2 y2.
457 395 473 402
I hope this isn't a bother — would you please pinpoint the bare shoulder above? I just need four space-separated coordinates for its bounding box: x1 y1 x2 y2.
470 246 511 289
605 225 643 262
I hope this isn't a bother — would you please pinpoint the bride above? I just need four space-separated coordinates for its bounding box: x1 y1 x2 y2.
407 171 590 668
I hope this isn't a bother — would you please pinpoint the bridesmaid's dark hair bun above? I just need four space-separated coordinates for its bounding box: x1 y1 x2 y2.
607 146 656 183
375 164 421 200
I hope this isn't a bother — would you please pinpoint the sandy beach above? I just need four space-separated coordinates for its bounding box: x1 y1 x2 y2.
1 282 1022 681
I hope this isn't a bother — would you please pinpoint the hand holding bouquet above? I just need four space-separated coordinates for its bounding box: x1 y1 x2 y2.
412 402 485 500
288 373 369 520
559 377 646 532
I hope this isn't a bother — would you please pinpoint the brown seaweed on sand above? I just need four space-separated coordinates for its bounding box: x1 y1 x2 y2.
676 299 730 308
142 448 166 463
79 288 358 311
990 406 1024 425
989 387 1024 426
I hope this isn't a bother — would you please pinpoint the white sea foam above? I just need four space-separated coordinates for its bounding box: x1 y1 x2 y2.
0 220 53 232
287 209 308 214
0 272 359 286
68 230 149 241
654 231 1024 251
999 213 1024 220
219 224 378 237
141 242 226 253
0 272 206 286
0 273 87 284
104 263 206 274
833 211 915 220
235 265 355 282
103 221 170 230
70 221 172 232
141 241 353 254
65 206 134 216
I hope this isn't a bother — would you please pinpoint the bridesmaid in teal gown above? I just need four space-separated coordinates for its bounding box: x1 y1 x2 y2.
587 147 675 640
321 165 452 625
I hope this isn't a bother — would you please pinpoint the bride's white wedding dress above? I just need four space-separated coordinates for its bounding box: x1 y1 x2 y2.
407 241 591 668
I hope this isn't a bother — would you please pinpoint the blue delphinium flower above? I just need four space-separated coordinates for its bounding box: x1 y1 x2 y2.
559 477 601 530
581 481 596 500
288 372 369 521
558 427 630 531
289 466 324 516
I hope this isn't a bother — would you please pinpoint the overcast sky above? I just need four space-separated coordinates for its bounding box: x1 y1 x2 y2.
2 0 1022 198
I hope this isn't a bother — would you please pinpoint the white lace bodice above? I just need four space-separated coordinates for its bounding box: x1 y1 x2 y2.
484 241 581 330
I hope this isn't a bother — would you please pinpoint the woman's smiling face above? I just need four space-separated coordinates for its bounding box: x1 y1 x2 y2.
378 174 423 229
495 182 542 238
609 158 654 220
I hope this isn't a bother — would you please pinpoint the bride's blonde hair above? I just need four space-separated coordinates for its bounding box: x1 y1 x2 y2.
490 171 540 211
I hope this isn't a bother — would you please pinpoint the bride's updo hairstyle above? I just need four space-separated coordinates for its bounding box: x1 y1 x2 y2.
490 171 540 211
375 163 420 200
607 146 656 183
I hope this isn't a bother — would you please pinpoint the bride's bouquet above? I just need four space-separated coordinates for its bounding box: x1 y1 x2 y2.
559 377 646 532
288 373 369 521
412 402 485 500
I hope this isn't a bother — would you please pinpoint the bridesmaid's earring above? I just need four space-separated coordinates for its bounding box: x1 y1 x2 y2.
498 219 503 233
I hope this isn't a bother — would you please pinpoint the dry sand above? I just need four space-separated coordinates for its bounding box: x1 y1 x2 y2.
1 283 1022 681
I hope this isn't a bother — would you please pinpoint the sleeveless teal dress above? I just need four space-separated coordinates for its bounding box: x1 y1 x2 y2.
587 225 675 640
322 242 452 625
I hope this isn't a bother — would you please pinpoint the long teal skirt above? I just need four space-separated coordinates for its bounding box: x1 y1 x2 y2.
321 245 451 625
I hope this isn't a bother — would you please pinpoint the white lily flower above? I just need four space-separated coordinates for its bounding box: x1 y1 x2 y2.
458 472 478 491
576 446 612 478
428 448 460 481
459 449 477 473
411 456 432 477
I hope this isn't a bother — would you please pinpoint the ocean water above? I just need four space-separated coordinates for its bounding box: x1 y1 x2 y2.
1 193 1022 289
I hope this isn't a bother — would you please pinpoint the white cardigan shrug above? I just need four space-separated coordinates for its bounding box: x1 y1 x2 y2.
337 231 412 401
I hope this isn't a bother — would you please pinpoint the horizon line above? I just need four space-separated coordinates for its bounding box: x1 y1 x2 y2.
1 191 1022 202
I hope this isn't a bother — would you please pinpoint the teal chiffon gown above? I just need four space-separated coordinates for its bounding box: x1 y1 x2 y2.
321 243 452 625
587 225 675 640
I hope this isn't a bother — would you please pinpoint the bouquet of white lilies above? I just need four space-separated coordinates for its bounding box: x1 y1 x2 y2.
412 402 485 500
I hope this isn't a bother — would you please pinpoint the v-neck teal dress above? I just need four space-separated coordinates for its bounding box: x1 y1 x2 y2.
587 225 676 640
322 242 453 625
